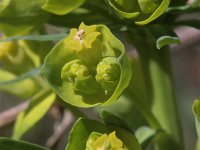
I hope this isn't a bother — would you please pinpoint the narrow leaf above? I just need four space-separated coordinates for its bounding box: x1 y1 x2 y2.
0 67 42 86
193 99 200 138
167 0 200 13
147 25 181 49
12 92 55 139
0 33 67 42
0 137 49 150
156 36 181 49
0 69 40 98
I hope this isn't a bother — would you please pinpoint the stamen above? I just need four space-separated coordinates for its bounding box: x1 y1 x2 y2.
74 29 85 44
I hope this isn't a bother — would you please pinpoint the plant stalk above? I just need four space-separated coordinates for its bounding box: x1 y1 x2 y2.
127 27 184 150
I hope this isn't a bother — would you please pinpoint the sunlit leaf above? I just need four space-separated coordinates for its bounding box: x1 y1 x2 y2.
156 36 181 49
192 99 200 138
135 126 159 149
42 0 85 15
0 69 40 98
66 118 141 150
12 92 55 139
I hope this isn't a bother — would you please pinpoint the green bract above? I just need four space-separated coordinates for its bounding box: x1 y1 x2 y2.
42 0 85 15
41 23 132 107
86 131 124 150
66 118 141 150
0 0 49 36
106 0 170 25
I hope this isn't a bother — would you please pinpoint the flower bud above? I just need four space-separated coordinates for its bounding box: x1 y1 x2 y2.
86 131 124 150
96 57 120 91
42 23 132 107
61 59 89 82
61 59 102 95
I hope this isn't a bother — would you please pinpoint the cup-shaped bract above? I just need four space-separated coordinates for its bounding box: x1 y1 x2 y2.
106 0 170 25
86 131 124 150
41 23 132 107
66 118 141 150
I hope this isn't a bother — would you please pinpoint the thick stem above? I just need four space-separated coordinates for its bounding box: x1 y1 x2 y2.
127 27 184 150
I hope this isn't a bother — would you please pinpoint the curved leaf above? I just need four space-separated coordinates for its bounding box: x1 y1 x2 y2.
167 0 200 13
135 126 159 149
135 0 170 25
193 99 200 138
0 69 40 98
0 137 48 150
147 25 181 49
156 36 181 49
42 0 85 15
12 92 55 139
106 0 140 19
66 118 141 150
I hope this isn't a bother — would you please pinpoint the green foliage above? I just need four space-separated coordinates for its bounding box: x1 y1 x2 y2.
41 23 132 107
66 118 141 150
0 137 49 150
42 0 85 15
0 0 200 150
135 126 159 149
0 0 49 36
0 69 40 98
12 92 55 139
193 99 200 138
106 0 170 25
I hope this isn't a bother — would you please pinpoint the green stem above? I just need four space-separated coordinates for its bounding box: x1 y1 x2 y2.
127 27 184 150
125 86 160 130
196 139 200 150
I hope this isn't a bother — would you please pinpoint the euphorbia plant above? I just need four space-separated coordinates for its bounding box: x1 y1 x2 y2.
0 0 200 150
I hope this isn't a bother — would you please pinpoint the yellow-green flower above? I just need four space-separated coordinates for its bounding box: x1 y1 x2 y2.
41 23 132 107
64 22 101 52
86 131 124 150
0 41 16 59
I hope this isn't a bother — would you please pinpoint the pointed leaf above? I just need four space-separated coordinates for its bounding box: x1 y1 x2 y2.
0 33 67 42
135 126 159 149
0 69 40 98
147 25 181 49
12 92 55 139
156 36 181 49
100 110 132 132
193 99 200 138
167 0 200 13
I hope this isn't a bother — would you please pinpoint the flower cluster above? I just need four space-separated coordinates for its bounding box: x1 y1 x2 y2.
42 23 132 107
